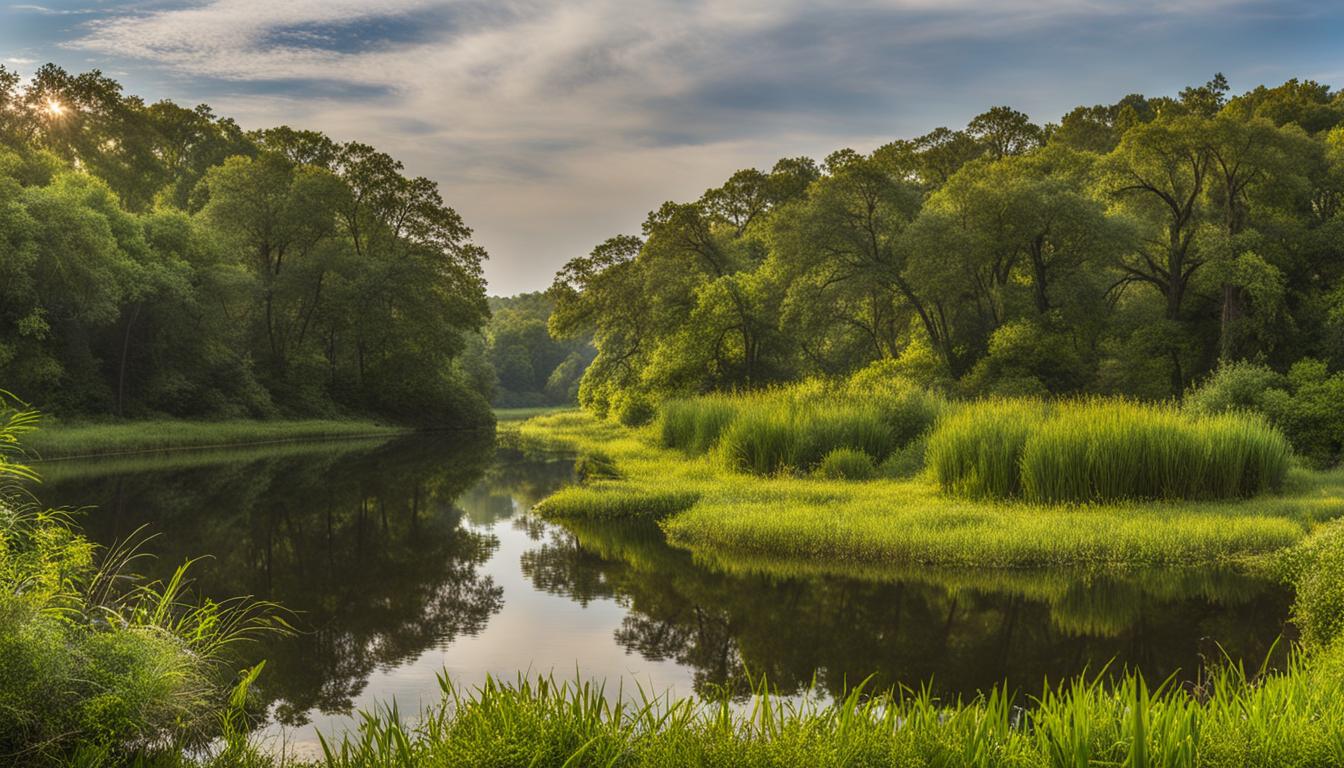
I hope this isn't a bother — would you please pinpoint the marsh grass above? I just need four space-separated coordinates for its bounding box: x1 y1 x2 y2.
931 399 1291 504
0 399 288 764
658 379 942 477
521 411 1341 570
29 418 407 459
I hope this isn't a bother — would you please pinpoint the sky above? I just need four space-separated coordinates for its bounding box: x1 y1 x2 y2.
3 1 1343 295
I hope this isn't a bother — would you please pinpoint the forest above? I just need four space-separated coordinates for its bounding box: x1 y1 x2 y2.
552 74 1344 441
0 64 496 426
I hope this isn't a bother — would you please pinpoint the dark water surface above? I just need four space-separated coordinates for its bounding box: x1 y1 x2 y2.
38 432 1294 748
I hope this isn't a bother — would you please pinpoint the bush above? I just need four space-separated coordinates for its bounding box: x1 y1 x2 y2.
816 447 877 480
929 399 1291 503
1288 520 1344 650
1186 359 1344 468
612 391 656 427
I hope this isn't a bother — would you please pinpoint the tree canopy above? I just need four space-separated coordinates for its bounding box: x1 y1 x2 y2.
0 65 493 425
551 75 1344 410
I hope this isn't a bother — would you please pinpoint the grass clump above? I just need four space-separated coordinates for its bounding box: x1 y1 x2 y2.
930 399 1291 504
660 396 739 454
815 447 877 480
926 398 1043 499
658 371 943 477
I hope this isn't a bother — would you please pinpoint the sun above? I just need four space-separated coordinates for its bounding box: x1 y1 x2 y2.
45 99 65 117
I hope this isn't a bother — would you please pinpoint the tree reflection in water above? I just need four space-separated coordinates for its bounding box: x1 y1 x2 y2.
44 434 519 724
521 515 1293 701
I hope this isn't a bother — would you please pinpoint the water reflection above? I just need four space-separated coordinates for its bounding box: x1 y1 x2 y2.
40 433 1293 733
521 517 1292 700
43 434 513 724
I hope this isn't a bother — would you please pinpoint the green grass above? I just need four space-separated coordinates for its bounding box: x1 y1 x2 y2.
658 378 944 476
303 646 1344 768
495 406 569 423
522 410 1344 570
930 399 1291 504
26 418 408 460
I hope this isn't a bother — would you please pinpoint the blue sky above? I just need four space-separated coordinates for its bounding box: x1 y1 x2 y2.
3 0 1343 294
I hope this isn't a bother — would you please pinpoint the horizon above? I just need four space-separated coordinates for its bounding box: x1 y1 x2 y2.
4 0 1344 295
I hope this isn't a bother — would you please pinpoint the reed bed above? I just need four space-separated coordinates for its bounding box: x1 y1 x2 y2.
930 399 1291 504
658 378 943 477
521 410 1332 569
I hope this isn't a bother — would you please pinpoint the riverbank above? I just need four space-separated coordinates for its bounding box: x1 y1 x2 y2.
519 410 1344 571
26 418 409 460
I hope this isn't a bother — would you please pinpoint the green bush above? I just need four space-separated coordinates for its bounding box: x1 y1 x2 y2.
1288 520 1344 650
816 447 877 480
929 399 1290 503
1186 359 1344 468
611 391 656 427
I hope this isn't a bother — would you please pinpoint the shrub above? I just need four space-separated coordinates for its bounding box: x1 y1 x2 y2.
1186 359 1344 468
612 391 656 427
1288 520 1344 650
816 447 877 480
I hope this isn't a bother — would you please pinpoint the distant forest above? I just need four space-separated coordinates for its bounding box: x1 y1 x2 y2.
551 75 1344 420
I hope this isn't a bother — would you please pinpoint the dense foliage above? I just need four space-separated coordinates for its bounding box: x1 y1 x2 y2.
0 65 492 426
551 75 1344 434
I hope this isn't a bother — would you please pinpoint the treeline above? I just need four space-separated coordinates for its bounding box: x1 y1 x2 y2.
552 75 1344 418
0 65 492 426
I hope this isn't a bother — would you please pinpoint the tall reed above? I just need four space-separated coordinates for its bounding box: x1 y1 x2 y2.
931 398 1291 504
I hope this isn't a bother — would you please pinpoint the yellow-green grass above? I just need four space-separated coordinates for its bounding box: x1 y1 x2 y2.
659 378 944 476
929 398 1291 504
521 410 1344 571
27 418 408 460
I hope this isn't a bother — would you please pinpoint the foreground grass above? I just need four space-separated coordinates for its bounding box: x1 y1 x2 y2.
521 411 1344 570
27 418 408 459
304 649 1344 768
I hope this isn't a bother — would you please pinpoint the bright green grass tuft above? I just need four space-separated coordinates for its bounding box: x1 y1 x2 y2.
930 399 1291 504
656 378 943 476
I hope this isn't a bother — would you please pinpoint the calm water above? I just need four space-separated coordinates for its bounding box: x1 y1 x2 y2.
38 432 1294 748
